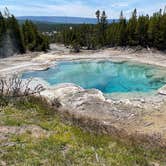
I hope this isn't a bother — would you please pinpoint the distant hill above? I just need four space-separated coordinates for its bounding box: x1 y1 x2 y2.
17 16 117 24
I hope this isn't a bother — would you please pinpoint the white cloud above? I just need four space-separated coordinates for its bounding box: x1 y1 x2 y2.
111 2 129 8
0 3 96 17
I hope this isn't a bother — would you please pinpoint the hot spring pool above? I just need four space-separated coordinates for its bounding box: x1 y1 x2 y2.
22 61 166 94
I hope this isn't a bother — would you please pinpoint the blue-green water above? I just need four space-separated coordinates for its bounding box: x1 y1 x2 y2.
22 61 166 94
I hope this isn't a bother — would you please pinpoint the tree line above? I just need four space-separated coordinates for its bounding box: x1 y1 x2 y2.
56 8 166 51
0 8 49 58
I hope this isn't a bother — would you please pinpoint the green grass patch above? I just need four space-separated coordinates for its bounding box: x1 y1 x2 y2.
0 98 166 166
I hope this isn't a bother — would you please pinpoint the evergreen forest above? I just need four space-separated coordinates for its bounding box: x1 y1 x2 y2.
55 8 166 51
0 8 49 58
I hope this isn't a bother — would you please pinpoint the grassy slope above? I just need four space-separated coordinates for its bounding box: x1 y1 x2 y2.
0 98 165 166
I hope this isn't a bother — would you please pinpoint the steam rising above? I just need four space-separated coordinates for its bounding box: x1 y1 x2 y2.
0 32 19 58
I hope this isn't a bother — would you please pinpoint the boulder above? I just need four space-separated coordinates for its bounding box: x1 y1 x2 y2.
158 85 166 95
40 83 106 108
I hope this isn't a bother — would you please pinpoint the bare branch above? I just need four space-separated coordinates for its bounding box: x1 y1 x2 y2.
0 75 45 103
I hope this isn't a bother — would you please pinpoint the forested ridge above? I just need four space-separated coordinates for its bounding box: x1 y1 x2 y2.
55 8 166 51
0 8 49 58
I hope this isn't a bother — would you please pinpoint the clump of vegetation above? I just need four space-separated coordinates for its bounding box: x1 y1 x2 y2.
0 75 44 107
0 8 49 58
0 8 25 58
71 40 80 53
55 7 166 51
22 20 49 52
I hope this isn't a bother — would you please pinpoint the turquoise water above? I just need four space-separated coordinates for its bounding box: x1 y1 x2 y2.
22 61 166 94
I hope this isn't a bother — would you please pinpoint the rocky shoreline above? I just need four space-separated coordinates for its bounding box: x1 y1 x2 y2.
1 45 166 147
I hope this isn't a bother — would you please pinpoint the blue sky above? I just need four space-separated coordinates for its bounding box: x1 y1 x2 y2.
0 0 165 18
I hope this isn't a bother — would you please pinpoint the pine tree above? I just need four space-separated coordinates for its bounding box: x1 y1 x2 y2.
0 12 6 57
0 10 25 57
116 11 127 46
157 11 166 50
136 15 149 47
22 20 37 51
8 15 25 53
127 9 139 46
95 10 100 23
148 11 162 48
0 12 6 43
22 20 49 51
100 11 108 46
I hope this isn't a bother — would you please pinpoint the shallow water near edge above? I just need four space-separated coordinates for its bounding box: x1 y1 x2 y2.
22 61 166 94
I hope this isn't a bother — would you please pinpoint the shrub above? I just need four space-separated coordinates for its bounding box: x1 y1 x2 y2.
0 75 45 106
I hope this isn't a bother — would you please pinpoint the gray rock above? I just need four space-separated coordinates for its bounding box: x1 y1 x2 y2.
158 85 166 95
